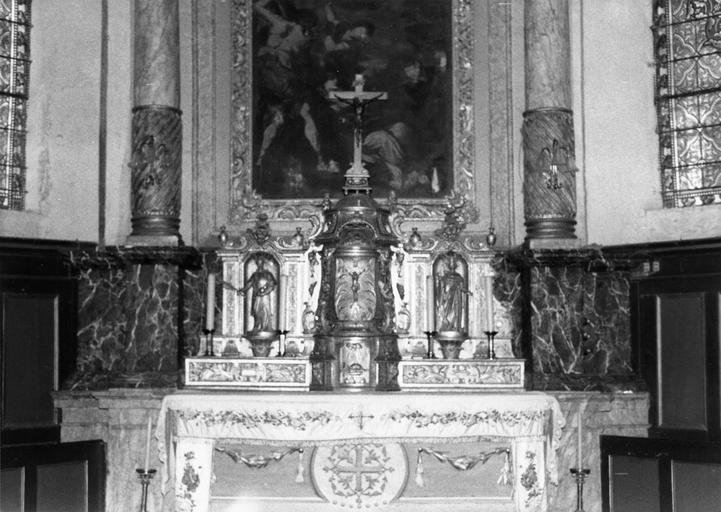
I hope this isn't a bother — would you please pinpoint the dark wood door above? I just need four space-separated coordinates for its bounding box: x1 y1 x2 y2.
0 241 80 445
635 275 721 441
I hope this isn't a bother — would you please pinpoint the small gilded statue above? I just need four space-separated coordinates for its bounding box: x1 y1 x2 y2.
239 253 278 333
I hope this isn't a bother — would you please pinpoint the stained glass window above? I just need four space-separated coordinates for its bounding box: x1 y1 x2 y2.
0 0 30 210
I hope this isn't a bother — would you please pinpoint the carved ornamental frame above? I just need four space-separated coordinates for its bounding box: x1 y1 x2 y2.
229 0 476 226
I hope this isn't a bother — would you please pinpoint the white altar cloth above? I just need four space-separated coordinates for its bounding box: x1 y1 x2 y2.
156 391 564 512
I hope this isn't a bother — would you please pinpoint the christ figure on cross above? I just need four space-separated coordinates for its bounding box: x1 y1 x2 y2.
330 74 387 193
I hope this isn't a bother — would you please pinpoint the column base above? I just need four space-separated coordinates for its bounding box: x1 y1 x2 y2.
525 237 583 250
125 234 182 247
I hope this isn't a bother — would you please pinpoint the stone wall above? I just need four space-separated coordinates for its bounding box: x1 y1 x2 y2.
548 392 649 512
53 389 171 512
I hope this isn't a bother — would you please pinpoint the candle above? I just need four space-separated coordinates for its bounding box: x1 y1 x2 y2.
485 276 494 331
205 273 216 331
278 274 287 331
426 274 434 332
143 415 152 472
576 410 583 469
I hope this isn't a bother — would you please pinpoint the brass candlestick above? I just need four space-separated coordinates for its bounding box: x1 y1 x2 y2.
277 329 289 357
483 330 498 360
136 468 156 512
203 328 215 357
423 330 437 359
570 467 590 512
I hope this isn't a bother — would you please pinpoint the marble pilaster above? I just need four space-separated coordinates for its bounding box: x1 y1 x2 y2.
523 0 578 242
128 0 183 245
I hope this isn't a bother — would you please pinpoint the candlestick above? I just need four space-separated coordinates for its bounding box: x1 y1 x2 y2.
424 330 437 359
570 467 590 512
484 330 498 360
278 274 287 332
484 275 494 331
143 415 152 472
205 273 216 331
277 329 289 357
136 468 156 512
576 410 583 468
426 274 434 332
203 328 215 357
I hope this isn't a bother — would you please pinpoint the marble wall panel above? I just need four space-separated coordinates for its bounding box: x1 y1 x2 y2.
497 248 641 391
492 257 524 358
68 248 204 389
528 266 635 390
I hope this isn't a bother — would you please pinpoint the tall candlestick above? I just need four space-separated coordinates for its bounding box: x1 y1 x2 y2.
485 275 494 331
278 274 287 331
576 409 583 468
205 273 216 331
143 415 152 472
426 274 434 331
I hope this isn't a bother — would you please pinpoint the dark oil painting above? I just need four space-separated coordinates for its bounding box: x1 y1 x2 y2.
252 0 453 200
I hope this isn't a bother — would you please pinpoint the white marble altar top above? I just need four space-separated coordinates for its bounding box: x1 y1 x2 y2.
156 390 564 493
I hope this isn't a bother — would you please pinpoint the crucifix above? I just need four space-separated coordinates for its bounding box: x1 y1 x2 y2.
331 74 388 194
348 411 375 430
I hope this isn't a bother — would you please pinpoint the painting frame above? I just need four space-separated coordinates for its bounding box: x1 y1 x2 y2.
229 0 476 225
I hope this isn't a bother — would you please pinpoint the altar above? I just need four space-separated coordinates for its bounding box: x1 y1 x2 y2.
156 391 563 512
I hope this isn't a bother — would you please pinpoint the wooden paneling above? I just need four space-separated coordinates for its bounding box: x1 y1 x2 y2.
0 238 86 444
656 293 707 432
602 435 721 512
2 293 58 429
607 455 660 512
1 440 105 512
631 249 721 441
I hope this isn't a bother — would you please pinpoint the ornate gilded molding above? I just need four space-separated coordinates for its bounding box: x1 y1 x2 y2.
229 0 477 225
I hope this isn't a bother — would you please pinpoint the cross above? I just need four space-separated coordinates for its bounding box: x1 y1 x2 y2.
348 410 375 430
333 444 386 500
331 74 387 194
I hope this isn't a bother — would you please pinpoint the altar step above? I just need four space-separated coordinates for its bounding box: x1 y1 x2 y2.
209 497 516 512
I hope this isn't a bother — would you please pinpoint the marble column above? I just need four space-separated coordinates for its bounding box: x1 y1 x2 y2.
128 0 182 246
522 0 577 244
